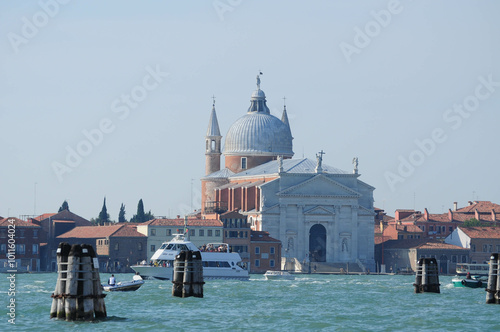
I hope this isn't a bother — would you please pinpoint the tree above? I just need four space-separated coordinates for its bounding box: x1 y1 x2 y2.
130 199 154 223
463 218 488 227
118 203 127 223
97 197 110 225
58 200 69 212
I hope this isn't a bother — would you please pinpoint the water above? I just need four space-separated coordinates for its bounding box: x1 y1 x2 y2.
2 273 500 331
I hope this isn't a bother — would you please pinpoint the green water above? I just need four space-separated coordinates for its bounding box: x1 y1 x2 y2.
1 273 499 331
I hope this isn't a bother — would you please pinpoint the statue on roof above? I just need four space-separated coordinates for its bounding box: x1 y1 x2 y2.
352 157 358 174
277 155 283 173
315 150 325 173
256 74 261 90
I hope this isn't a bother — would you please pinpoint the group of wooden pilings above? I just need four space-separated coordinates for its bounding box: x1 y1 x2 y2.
413 258 440 294
50 243 106 320
172 250 204 298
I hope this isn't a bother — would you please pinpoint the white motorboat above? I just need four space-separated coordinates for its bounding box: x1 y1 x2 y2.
264 270 295 280
131 234 249 280
102 279 144 292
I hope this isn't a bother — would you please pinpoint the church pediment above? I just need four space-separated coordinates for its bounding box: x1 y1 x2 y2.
303 206 335 215
261 204 280 214
358 205 376 216
277 174 361 198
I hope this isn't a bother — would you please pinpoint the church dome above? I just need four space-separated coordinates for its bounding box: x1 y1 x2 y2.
223 76 293 157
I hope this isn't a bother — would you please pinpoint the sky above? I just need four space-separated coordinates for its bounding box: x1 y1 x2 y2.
1 0 499 221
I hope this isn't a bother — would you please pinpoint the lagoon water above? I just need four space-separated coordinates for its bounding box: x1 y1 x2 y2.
2 272 500 331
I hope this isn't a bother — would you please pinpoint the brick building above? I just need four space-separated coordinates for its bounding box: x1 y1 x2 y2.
445 226 500 264
57 224 147 273
250 231 281 273
0 217 41 272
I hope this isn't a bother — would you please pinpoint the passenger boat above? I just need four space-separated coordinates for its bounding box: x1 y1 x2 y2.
264 270 295 280
131 234 249 280
102 279 144 292
452 275 487 288
456 263 490 276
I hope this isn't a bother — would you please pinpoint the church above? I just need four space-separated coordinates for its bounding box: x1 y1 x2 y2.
201 75 376 272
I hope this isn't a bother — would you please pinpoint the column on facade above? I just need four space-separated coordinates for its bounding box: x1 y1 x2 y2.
326 208 335 262
279 204 286 252
351 204 359 261
333 205 340 262
297 204 305 261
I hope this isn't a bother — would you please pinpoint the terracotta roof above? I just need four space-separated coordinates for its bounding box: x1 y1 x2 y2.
416 242 467 250
32 213 56 221
456 201 500 213
385 224 423 233
146 218 222 227
220 211 246 219
57 224 145 239
0 217 41 228
250 231 280 243
459 226 500 239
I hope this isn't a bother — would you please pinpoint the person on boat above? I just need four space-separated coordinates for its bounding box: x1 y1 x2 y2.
466 272 472 279
133 272 143 281
108 274 116 286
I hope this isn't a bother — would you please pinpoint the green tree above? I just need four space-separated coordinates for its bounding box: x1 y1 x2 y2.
462 218 487 227
97 197 110 225
58 200 69 212
118 203 127 223
130 199 154 223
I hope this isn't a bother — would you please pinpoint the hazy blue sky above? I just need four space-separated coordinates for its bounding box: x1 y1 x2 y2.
1 0 499 220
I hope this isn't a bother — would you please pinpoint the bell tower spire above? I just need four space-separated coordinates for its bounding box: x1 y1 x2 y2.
205 97 222 175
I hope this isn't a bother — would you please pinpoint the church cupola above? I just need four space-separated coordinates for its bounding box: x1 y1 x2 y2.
205 98 222 175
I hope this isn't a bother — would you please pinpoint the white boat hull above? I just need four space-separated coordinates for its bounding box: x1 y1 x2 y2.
131 264 249 281
102 279 144 292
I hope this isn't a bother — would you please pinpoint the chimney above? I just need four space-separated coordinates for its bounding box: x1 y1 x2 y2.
475 209 480 221
492 210 496 222
453 202 457 211
468 201 473 206
424 208 429 221
176 215 180 219
380 221 384 233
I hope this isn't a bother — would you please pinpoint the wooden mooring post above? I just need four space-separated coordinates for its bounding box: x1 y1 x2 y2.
413 258 440 293
50 242 106 320
486 253 499 304
172 250 204 298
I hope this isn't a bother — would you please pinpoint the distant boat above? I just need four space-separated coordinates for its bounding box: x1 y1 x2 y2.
102 279 144 292
264 270 295 280
452 275 487 288
131 234 249 281
456 263 489 276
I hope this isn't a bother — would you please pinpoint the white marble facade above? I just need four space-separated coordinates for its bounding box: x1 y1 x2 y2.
255 170 375 271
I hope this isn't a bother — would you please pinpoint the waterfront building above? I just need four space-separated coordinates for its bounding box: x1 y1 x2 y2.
445 226 500 264
220 210 251 267
31 209 92 271
201 75 376 272
0 217 41 272
250 231 281 274
57 224 147 272
375 239 469 274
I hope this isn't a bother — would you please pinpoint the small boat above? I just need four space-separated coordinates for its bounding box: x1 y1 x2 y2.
264 270 295 280
452 276 487 288
131 234 249 281
102 279 144 292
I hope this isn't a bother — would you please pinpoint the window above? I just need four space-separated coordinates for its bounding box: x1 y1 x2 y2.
208 230 213 237
190 229 195 236
199 230 204 237
449 226 453 232
420 225 425 232
451 255 457 263
270 259 275 267
215 230 221 237
114 243 119 251
33 229 38 238
241 157 247 169
19 229 25 238
483 244 488 252
32 244 38 254
167 229 172 236
151 245 155 252
138 242 142 251
16 244 25 254
255 259 260 267
461 255 467 263
429 226 434 231
270 247 275 255
255 247 260 255
0 244 5 254
489 245 493 253
497 245 500 252
151 229 156 236
471 244 476 252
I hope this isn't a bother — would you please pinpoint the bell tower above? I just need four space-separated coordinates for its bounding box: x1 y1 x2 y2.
205 98 222 175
